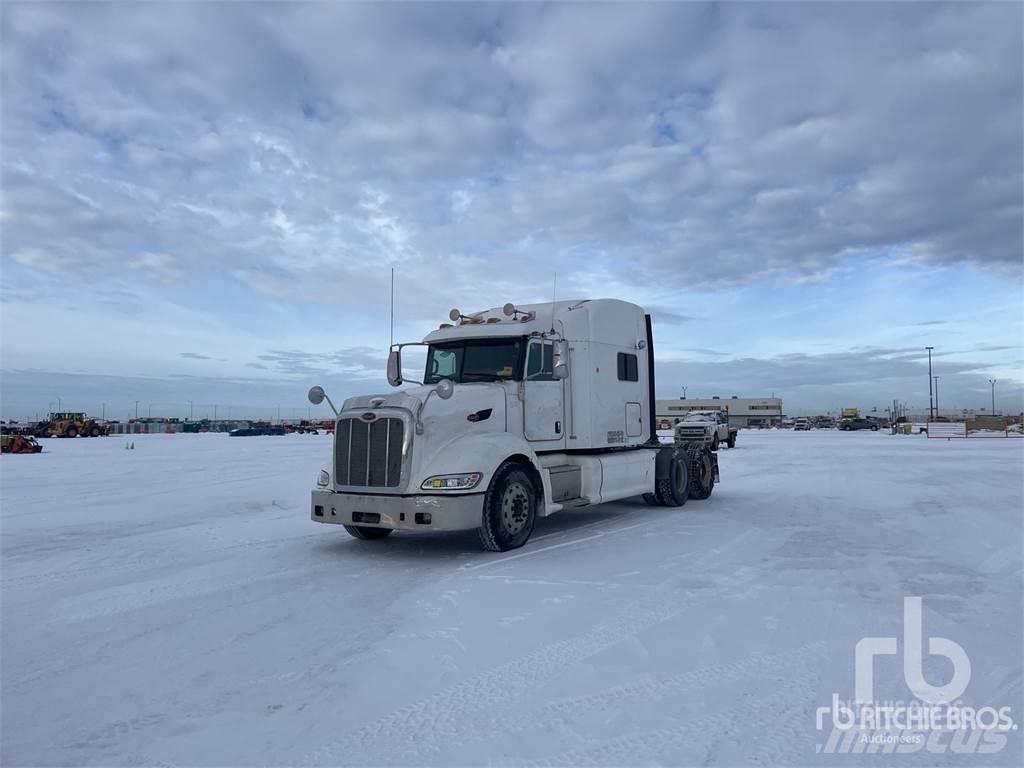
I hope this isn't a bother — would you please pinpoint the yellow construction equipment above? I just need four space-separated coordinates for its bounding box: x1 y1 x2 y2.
35 412 107 438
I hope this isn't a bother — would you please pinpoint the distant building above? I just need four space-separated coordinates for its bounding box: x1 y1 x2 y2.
656 396 783 428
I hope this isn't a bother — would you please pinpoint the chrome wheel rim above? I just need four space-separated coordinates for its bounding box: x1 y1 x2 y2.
501 480 530 534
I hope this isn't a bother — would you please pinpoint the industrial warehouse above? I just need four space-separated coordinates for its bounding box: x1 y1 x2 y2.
657 397 784 428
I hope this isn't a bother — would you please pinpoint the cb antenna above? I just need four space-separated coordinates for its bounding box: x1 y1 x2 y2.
389 267 395 347
550 273 557 334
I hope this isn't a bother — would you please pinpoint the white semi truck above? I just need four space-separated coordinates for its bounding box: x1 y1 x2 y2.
308 299 719 551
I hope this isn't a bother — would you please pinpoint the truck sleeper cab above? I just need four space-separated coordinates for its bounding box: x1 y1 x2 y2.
309 299 719 551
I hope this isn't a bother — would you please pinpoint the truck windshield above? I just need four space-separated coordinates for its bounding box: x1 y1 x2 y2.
424 338 525 384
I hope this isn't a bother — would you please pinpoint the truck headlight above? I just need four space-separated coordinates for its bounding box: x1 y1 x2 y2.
421 473 482 490
317 470 330 487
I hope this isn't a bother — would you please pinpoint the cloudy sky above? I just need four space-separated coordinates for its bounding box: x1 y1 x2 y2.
1 1 1021 421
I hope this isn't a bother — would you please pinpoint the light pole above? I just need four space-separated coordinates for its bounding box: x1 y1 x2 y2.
989 379 997 415
56 395 62 411
135 400 139 420
148 403 153 418
933 376 939 417
188 400 194 420
925 347 934 420
681 386 688 400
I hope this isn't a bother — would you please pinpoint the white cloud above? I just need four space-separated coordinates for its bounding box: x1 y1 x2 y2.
0 1 1020 414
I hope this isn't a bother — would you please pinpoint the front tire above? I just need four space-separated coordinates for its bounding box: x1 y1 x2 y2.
343 525 393 540
479 463 537 552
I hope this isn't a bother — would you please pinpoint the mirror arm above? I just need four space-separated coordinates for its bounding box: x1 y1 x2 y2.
322 393 339 417
415 390 436 435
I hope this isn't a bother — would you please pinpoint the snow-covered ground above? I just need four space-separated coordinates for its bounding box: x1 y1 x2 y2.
2 431 1021 766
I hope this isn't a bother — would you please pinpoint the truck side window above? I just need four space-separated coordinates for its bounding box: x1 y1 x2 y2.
432 349 458 379
617 352 638 382
526 341 554 381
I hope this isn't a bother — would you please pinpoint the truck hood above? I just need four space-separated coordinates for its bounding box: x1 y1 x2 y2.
342 387 434 413
342 383 509 434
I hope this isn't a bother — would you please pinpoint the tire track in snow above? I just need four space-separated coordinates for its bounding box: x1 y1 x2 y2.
518 643 827 767
302 529 763 766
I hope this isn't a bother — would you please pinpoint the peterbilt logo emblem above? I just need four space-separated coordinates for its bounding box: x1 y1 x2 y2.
360 412 377 422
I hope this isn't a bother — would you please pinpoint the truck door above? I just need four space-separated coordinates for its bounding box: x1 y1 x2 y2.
523 339 564 443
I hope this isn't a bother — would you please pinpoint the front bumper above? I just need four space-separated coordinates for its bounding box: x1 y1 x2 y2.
311 489 484 532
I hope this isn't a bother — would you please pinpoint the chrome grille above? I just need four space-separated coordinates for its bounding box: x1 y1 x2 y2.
675 426 711 441
335 417 404 488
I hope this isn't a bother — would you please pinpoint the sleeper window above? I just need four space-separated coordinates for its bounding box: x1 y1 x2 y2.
617 352 638 382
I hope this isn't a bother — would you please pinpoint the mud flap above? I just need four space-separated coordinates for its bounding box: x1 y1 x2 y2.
711 450 720 482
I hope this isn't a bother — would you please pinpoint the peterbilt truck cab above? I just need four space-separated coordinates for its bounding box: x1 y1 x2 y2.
308 298 718 551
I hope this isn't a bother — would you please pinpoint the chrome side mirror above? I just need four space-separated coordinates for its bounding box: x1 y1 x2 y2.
307 385 338 416
387 349 402 387
552 340 569 379
435 378 455 399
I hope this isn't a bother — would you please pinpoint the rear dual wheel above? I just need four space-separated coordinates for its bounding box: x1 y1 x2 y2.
686 443 715 500
645 449 690 507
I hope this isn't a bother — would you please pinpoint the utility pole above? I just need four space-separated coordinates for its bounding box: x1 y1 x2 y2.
925 347 934 420
989 379 997 415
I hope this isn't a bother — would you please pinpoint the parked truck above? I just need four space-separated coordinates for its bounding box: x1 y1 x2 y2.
308 299 719 551
672 410 738 449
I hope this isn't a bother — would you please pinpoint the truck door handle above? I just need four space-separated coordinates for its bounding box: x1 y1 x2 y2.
555 421 561 434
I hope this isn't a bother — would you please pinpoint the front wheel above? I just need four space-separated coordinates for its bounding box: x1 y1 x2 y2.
343 525 393 540
479 463 537 552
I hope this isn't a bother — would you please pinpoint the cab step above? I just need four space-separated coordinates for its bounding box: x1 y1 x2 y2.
560 497 592 508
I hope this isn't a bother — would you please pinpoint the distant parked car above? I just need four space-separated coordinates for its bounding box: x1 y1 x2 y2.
793 417 812 431
840 418 879 431
229 426 287 437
